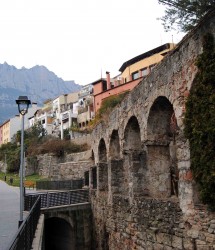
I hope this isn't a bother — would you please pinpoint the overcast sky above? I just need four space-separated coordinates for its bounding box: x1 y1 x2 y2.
0 0 185 86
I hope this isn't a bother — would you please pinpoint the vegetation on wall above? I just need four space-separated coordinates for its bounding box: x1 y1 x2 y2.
27 138 89 157
184 33 215 210
98 91 129 117
89 91 129 128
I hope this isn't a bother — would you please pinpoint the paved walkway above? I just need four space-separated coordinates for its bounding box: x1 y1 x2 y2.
0 180 20 250
0 180 38 250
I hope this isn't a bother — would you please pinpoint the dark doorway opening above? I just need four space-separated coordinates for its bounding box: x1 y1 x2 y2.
45 217 75 250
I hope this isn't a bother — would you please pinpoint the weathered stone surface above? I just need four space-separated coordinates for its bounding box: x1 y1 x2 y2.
172 235 183 249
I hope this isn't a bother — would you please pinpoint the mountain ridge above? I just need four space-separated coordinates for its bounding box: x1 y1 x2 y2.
0 62 81 124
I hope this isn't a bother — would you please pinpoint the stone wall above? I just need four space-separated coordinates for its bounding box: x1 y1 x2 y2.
26 150 93 180
91 191 215 249
71 133 92 147
88 10 215 250
58 161 91 180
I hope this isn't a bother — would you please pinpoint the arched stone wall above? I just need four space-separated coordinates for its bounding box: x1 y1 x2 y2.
89 10 215 249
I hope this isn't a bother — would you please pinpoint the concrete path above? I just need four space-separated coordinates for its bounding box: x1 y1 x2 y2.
0 180 20 250
0 180 38 250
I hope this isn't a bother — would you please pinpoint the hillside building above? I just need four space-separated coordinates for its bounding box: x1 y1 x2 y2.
93 43 175 114
76 83 94 130
0 103 39 146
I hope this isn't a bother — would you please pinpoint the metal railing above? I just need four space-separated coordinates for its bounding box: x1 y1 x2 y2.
7 196 41 250
36 179 84 191
25 189 89 210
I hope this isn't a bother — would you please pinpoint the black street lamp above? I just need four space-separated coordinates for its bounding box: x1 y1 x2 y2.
16 96 31 227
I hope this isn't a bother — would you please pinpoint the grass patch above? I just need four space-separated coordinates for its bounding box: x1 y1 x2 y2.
0 172 49 187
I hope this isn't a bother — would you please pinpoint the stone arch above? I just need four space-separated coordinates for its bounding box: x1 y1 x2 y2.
123 116 147 203
147 96 176 141
109 130 120 160
98 138 108 191
89 150 97 189
91 150 95 162
98 138 107 162
44 217 75 250
124 116 141 151
84 151 95 187
146 96 178 198
109 130 123 198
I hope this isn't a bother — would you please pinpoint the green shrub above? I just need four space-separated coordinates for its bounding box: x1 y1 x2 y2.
27 138 89 157
184 33 215 210
89 91 129 128
0 142 20 172
98 91 129 117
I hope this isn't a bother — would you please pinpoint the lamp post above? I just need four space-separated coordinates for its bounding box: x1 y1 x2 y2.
4 153 7 181
16 96 31 227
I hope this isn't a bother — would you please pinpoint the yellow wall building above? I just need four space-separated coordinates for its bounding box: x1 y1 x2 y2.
119 43 175 83
1 120 10 144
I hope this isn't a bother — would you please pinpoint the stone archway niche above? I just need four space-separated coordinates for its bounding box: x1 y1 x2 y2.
147 96 178 198
98 138 108 191
45 217 75 250
109 130 123 196
123 116 147 203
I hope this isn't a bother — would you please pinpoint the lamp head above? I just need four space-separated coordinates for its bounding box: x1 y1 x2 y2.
16 96 31 115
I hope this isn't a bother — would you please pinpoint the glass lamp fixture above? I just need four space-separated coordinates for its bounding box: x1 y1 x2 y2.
16 96 31 115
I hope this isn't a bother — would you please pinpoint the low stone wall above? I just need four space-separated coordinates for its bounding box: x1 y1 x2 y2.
26 150 92 180
58 161 91 180
65 150 92 162
36 154 62 179
59 161 90 180
71 134 92 147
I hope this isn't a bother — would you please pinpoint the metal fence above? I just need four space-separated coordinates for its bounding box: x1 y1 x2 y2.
7 196 41 250
25 189 89 210
36 179 84 190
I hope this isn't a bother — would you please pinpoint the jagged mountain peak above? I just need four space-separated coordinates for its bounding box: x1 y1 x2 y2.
0 63 81 124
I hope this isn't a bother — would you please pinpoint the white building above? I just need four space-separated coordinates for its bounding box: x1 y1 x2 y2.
77 83 94 129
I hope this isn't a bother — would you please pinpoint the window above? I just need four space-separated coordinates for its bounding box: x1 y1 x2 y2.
102 81 107 91
141 67 148 76
149 64 156 72
132 71 139 80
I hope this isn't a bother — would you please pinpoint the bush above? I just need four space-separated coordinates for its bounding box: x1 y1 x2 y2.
184 33 215 211
27 138 89 157
89 91 129 128
0 142 20 172
98 91 129 117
